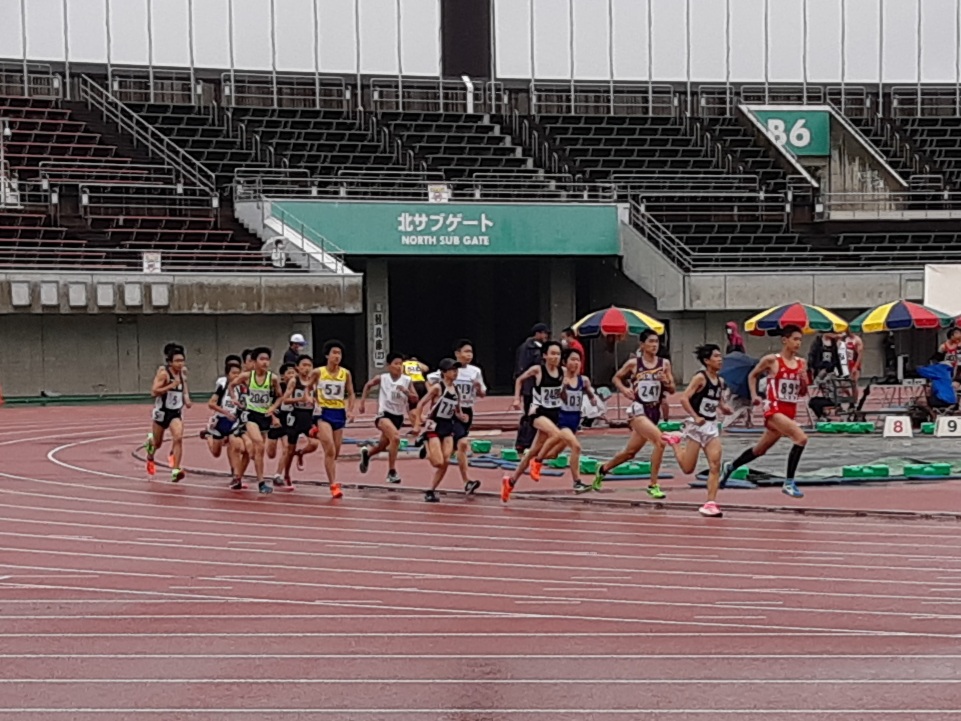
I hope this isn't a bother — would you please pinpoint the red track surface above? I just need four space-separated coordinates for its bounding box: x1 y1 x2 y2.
3 405 961 719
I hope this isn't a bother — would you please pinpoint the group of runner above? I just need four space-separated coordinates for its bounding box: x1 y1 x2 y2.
143 325 814 518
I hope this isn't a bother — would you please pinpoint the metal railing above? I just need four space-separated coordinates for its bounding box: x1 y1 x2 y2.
530 81 676 116
891 86 961 118
0 62 63 99
0 245 339 273
370 78 505 114
39 161 176 186
78 76 216 193
265 202 348 274
79 184 219 220
628 199 694 272
109 67 196 106
611 172 759 193
222 73 350 110
821 190 961 220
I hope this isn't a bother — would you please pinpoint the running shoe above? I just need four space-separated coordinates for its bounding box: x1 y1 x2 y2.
719 461 733 489
330 482 343 499
573 481 592 494
592 467 605 492
229 479 246 491
529 458 543 482
646 484 666 500
782 480 804 498
272 474 285 487
168 454 176 469
171 468 185 483
258 481 273 495
144 433 156 476
281 476 294 492
464 479 481 495
662 432 682 446
308 426 318 439
500 475 513 503
295 449 305 472
386 470 402 484
698 501 723 517
359 446 370 474
199 429 210 440
424 490 440 503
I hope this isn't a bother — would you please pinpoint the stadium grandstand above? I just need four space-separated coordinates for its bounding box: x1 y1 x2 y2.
1 0 960 391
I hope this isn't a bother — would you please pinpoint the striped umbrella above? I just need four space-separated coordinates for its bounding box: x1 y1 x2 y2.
849 300 955 333
744 302 848 337
572 306 666 339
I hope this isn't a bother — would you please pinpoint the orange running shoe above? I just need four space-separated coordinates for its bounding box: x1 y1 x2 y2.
146 458 156 477
500 475 513 503
330 482 343 499
144 433 156 476
529 458 543 482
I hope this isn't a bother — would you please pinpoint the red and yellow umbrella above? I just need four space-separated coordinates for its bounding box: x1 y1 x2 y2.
572 306 665 339
744 302 848 336
850 300 954 333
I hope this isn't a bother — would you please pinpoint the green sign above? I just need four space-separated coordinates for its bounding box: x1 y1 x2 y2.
750 109 831 156
270 201 620 255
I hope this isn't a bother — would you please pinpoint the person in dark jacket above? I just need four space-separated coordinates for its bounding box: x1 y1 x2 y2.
514 323 550 450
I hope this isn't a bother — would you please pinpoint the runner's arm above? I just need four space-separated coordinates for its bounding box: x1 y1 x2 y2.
513 366 541 408
748 355 776 404
661 360 677 394
413 385 440 432
679 373 706 422
359 375 381 414
583 377 598 405
280 376 299 405
612 358 637 402
208 387 233 417
265 376 285 416
151 366 174 397
345 371 357 421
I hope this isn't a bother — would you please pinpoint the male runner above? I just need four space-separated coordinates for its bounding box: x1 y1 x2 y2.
666 344 732 517
145 343 191 483
266 363 297 486
278 354 317 489
720 325 808 498
228 347 284 494
592 330 677 499
427 339 487 494
939 328 961 381
204 358 245 480
359 352 419 485
415 358 470 503
308 340 356 499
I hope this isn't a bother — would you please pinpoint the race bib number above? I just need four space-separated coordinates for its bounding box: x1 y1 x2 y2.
435 397 457 419
540 387 562 408
454 380 474 403
392 387 408 402
777 378 800 403
321 381 346 400
152 407 165 422
699 398 718 417
248 389 271 406
166 392 184 410
636 380 661 404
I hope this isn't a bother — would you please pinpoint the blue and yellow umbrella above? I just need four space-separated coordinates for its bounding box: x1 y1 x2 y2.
849 300 954 333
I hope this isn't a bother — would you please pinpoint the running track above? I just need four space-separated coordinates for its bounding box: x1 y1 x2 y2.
2 406 961 719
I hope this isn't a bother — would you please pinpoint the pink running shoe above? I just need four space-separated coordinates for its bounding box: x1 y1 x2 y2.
698 501 723 517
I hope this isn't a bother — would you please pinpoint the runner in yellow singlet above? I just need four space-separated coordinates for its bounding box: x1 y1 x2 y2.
306 340 356 499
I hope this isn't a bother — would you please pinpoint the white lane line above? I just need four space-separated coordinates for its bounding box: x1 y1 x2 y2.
168 586 233 591
3 653 961 660
2 678 961 685
543 588 607 593
695 615 767 620
3 709 960 715
137 538 181 543
570 576 631 580
24 433 961 546
227 541 276 547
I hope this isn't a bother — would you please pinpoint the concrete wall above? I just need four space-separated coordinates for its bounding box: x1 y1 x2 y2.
0 313 311 397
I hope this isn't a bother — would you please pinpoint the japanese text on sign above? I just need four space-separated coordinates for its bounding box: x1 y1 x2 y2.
397 211 494 247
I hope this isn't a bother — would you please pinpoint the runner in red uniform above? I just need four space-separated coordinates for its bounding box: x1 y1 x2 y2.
841 330 864 398
719 325 808 498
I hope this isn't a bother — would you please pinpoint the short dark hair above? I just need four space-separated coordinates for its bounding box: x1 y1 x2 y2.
562 347 582 364
224 354 242 373
541 340 563 356
386 351 404 364
561 327 575 337
296 354 313 365
782 325 803 338
165 343 185 362
695 343 721 364
323 339 344 357
252 346 272 360
454 338 473 352
241 348 254 362
640 329 659 342
225 361 242 374
279 363 295 375
948 328 961 339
